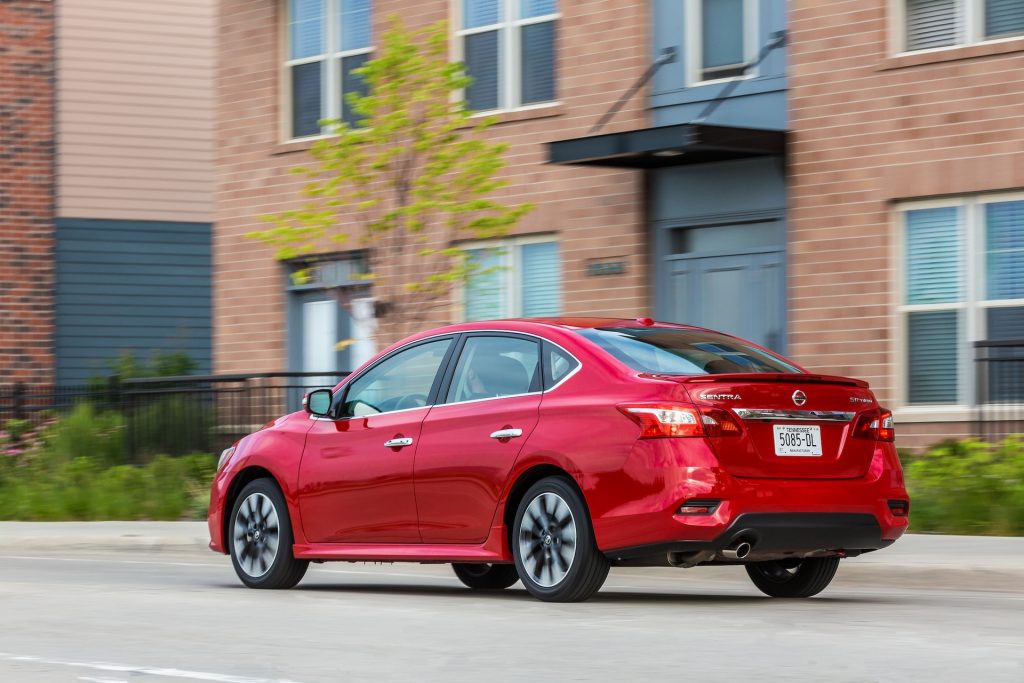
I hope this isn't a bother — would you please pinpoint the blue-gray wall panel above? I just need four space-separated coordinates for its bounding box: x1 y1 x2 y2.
650 156 787 222
55 218 212 385
651 0 787 129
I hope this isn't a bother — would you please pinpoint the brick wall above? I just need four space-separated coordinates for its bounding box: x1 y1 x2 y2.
788 1 1024 447
216 0 650 373
0 0 55 384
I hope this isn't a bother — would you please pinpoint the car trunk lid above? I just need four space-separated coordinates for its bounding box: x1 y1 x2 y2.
664 373 878 479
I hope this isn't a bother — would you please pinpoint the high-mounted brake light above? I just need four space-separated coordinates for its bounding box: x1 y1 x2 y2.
853 409 895 442
617 404 742 438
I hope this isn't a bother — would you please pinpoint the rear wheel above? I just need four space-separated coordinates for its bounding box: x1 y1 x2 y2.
229 478 308 589
745 557 840 598
512 477 609 602
452 563 520 590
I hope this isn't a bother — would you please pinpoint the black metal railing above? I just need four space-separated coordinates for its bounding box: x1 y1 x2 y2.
974 339 1024 442
0 372 350 461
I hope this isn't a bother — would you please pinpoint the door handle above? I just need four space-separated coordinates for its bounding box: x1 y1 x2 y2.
489 428 523 440
384 437 414 448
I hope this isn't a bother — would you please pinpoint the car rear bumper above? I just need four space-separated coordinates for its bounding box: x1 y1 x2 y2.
605 512 893 565
588 438 909 562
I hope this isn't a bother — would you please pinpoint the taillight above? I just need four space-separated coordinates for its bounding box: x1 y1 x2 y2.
617 404 742 438
853 409 895 442
618 405 703 438
699 407 743 437
878 410 895 441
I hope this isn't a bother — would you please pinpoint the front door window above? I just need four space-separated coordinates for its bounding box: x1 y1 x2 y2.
341 338 452 417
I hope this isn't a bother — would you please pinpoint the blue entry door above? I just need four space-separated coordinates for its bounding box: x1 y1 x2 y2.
670 251 785 353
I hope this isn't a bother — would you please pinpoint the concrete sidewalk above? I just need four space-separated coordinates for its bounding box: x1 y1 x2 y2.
0 521 211 553
1 521 1022 572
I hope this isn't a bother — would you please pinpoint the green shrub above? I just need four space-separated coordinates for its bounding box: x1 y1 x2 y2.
42 403 124 469
93 465 148 520
0 448 216 522
4 418 32 443
906 437 1024 536
125 395 214 462
145 455 189 519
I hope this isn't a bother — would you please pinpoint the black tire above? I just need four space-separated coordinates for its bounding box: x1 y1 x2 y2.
452 563 520 590
228 478 309 589
745 557 841 598
512 476 609 602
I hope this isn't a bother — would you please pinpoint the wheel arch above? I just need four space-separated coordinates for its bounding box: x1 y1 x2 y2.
502 464 591 554
222 465 281 550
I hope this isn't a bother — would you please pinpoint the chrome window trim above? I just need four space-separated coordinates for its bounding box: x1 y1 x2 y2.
320 328 583 420
308 405 431 421
733 409 856 423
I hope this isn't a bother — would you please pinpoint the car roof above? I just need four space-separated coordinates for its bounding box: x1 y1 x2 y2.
434 317 700 333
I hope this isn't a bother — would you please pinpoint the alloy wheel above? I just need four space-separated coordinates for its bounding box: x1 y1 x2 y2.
233 492 280 578
518 492 577 588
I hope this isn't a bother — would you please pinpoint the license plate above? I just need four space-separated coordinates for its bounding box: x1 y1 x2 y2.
773 424 822 456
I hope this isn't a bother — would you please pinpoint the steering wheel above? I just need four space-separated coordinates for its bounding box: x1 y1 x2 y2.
395 393 428 410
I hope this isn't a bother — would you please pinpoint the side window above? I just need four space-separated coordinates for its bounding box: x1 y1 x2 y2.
341 338 452 417
446 336 540 403
543 342 579 389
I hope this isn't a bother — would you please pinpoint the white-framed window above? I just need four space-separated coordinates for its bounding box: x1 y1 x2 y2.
455 0 559 113
898 194 1024 407
283 0 373 140
898 0 1024 53
462 236 562 320
685 0 758 85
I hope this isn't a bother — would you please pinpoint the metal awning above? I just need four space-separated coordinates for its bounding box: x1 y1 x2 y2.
547 123 787 169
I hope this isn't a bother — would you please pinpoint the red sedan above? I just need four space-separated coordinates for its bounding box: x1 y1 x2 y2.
208 318 909 602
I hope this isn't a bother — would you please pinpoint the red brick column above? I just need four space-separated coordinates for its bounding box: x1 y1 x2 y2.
0 0 55 384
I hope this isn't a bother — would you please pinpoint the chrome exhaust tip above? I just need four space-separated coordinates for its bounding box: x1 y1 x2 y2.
720 541 752 560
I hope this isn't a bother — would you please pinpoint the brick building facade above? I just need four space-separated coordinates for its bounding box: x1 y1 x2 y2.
215 0 651 375
0 0 55 383
218 0 1022 448
788 0 1024 444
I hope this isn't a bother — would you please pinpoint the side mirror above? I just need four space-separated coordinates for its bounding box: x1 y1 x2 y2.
305 389 333 417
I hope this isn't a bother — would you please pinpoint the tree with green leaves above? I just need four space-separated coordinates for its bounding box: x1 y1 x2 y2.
246 17 534 347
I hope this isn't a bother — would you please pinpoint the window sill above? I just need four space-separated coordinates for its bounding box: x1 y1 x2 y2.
879 36 1024 71
894 406 977 423
469 102 564 125
273 135 331 156
273 104 564 153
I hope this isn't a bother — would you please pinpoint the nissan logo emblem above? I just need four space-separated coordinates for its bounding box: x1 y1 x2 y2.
792 390 807 406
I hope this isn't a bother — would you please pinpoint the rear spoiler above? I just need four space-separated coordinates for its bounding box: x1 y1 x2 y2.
644 372 870 389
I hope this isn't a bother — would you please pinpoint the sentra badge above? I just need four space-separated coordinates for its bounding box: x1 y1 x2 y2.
700 393 741 401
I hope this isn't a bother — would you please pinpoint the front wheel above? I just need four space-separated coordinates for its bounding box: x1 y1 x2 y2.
452 563 520 590
745 557 840 598
229 478 308 589
512 477 609 602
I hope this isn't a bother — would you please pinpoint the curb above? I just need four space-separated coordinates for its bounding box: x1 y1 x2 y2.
0 521 212 554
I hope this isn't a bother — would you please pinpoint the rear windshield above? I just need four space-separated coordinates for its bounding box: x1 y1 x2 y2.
576 327 802 375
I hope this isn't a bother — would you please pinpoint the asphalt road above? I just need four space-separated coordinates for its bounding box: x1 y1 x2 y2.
0 547 1022 683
